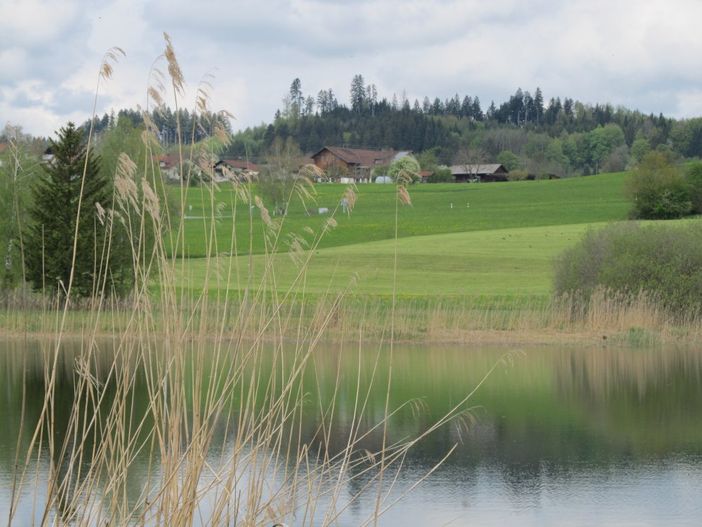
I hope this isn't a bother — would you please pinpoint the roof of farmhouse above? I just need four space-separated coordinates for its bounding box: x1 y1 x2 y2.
450 164 507 175
312 146 399 167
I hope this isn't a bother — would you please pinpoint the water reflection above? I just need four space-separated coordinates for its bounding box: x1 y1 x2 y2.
1 339 702 525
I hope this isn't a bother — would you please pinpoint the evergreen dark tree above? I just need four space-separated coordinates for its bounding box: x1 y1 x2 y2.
461 96 473 118
534 87 544 124
287 78 303 118
524 91 535 123
563 98 574 119
350 74 366 113
487 101 497 120
24 123 131 298
472 97 483 121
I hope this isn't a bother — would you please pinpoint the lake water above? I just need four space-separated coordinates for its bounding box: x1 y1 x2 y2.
1 339 701 526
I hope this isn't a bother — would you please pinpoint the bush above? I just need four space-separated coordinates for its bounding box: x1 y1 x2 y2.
497 150 520 171
553 222 702 314
685 162 702 214
387 155 420 184
507 170 529 181
626 152 692 219
427 166 453 183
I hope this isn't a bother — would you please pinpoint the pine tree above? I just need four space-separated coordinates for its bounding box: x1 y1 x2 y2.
461 95 473 118
472 97 483 121
350 74 366 113
24 123 130 298
534 87 544 124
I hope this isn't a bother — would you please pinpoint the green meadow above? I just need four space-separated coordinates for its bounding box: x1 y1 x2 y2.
178 222 602 299
174 171 636 299
173 171 630 258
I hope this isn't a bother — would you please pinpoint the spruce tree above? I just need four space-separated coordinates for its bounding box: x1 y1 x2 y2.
25 122 130 298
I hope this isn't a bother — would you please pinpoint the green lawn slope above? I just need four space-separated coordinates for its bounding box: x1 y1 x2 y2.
177 222 604 299
172 171 629 257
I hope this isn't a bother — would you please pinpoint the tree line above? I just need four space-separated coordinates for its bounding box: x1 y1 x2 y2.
223 75 702 178
80 107 232 147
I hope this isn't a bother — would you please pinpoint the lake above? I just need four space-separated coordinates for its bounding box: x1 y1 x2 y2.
1 338 701 526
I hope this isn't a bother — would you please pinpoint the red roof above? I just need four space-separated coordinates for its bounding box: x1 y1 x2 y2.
312 146 397 167
220 158 259 171
155 153 179 169
0 144 8 155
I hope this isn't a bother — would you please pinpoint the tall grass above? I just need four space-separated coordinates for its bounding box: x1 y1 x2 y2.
3 290 702 347
4 36 487 526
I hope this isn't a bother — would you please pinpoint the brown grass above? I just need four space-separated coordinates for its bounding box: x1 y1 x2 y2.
2 288 701 348
3 35 487 527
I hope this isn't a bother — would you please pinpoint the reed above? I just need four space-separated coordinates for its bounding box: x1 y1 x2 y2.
4 35 488 527
3 287 702 347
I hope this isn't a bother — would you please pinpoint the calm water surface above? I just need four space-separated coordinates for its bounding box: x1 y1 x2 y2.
1 339 701 526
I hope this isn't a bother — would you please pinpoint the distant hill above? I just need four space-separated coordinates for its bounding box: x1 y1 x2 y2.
73 78 702 179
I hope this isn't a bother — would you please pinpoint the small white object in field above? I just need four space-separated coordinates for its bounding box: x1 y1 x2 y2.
450 202 453 209
318 207 329 214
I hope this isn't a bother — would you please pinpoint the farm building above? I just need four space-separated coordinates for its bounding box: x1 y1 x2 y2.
213 159 260 182
156 154 180 182
311 146 409 182
449 164 509 183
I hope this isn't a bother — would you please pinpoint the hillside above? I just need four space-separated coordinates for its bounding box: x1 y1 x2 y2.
174 171 630 258
178 222 600 299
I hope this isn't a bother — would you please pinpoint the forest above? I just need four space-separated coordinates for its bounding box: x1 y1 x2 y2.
219 75 702 177
6 74 702 178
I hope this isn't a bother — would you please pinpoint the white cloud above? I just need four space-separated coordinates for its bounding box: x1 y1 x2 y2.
3 0 702 136
0 0 81 46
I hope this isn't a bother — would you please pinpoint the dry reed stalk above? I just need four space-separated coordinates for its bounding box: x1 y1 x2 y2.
5 35 490 527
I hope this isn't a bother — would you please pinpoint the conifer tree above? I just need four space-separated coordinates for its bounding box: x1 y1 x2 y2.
25 122 131 298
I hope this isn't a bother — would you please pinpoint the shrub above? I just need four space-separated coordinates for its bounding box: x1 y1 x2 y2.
497 150 520 171
553 222 702 314
507 170 529 181
427 165 453 183
626 152 692 219
685 162 702 214
387 155 421 184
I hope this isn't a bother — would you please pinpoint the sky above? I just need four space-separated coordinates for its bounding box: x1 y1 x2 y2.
2 0 702 137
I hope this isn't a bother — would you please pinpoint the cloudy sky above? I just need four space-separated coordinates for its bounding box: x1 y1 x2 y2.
2 0 702 137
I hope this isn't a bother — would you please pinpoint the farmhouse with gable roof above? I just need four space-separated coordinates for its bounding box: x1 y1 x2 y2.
311 146 410 182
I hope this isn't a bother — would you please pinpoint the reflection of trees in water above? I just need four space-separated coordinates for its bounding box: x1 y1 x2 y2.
3 339 702 523
553 347 702 453
0 339 154 524
300 343 702 484
555 347 702 402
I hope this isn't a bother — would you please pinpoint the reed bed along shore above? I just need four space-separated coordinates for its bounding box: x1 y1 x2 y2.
2 289 700 347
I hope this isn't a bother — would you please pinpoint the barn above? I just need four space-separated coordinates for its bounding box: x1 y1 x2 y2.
449 164 509 182
311 146 404 182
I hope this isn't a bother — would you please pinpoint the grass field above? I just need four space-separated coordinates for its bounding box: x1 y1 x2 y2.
172 171 630 257
177 222 605 299
172 171 632 299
